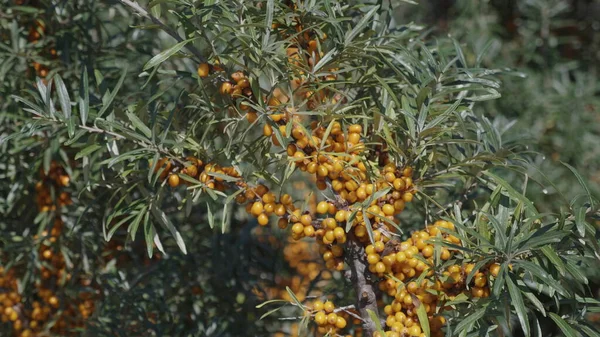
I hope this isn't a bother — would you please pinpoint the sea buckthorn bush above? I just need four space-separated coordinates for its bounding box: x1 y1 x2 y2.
1 0 599 336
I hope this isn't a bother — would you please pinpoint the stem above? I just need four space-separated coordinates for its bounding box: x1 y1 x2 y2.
346 233 380 336
118 0 206 63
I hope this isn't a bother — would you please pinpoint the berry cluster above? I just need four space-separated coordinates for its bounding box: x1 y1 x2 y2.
26 16 57 80
190 6 506 336
153 156 241 191
309 300 349 336
376 221 500 337
0 268 25 335
35 161 71 212
3 162 95 336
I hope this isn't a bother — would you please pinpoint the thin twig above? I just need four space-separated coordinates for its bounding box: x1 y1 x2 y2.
118 0 206 63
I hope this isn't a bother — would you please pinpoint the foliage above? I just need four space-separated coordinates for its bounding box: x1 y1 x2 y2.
1 0 599 337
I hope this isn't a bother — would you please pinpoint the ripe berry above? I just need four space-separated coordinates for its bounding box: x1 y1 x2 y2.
335 316 347 329
257 213 269 226
316 201 329 214
489 263 501 277
168 174 180 187
250 202 264 216
263 124 273 137
197 63 210 77
220 82 233 95
314 311 327 325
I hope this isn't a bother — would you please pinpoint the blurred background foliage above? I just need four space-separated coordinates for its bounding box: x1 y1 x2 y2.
396 0 600 203
0 0 598 336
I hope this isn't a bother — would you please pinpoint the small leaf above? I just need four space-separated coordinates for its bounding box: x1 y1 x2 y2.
143 38 195 71
540 245 566 276
54 74 71 120
562 162 596 209
366 309 385 336
344 6 379 45
548 313 579 337
415 300 431 337
128 206 147 241
75 144 102 160
207 203 214 229
79 66 89 125
455 307 485 333
98 66 128 118
144 220 154 258
255 299 288 309
285 286 303 308
507 275 530 336
151 205 187 255
126 111 152 138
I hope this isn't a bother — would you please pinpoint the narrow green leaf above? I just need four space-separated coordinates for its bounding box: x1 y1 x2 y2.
285 286 303 308
79 66 89 125
74 144 102 160
128 206 147 241
259 306 283 320
143 38 195 71
151 205 187 255
126 111 152 138
366 309 385 336
482 172 539 217
416 300 431 337
207 202 214 229
97 66 128 117
454 307 485 333
540 245 566 276
548 313 579 337
507 275 530 336
54 74 71 120
255 299 288 309
144 220 154 258
562 162 596 208
363 211 375 245
344 6 379 45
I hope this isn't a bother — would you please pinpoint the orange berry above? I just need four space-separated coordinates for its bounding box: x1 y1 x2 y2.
382 204 395 216
197 63 210 77
335 316 347 329
250 202 264 216
246 111 258 123
257 213 269 226
317 201 330 214
291 223 304 235
489 263 501 277
263 123 273 137
168 174 180 187
220 82 233 95
314 311 327 325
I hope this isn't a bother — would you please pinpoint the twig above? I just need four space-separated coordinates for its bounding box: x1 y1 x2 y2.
80 125 126 140
118 0 206 63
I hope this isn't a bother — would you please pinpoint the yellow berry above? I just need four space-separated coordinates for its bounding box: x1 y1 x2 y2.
257 213 269 226
168 174 180 187
197 63 210 77
317 201 330 214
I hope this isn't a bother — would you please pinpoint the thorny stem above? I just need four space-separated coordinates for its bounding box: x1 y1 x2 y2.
346 232 380 336
118 0 206 63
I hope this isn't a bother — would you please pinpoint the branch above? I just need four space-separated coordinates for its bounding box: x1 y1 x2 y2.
118 0 206 63
345 233 381 336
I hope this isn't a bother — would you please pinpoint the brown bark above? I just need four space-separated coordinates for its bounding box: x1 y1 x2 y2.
346 233 381 336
